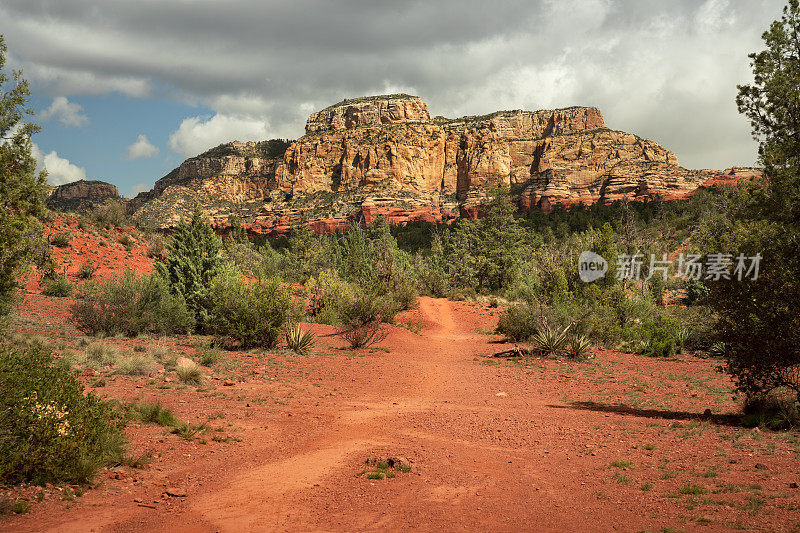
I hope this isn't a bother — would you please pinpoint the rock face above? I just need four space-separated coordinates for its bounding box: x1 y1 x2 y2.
47 179 121 213
128 140 288 227
699 166 764 190
305 94 430 134
128 94 719 233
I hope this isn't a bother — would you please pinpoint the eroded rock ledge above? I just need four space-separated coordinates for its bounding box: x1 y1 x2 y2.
128 94 748 234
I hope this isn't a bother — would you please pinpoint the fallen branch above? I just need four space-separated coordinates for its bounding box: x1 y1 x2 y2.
492 345 532 358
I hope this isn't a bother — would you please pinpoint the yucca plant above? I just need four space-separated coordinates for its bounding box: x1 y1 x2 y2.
636 338 653 356
708 342 727 358
530 321 571 357
566 334 592 360
285 323 316 355
675 328 689 354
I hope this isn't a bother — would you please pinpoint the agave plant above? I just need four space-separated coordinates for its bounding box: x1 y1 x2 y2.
635 338 654 356
566 334 592 360
675 328 689 354
708 342 727 358
285 323 316 355
530 321 572 357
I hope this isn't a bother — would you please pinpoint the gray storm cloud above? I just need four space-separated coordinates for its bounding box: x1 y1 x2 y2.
0 0 784 167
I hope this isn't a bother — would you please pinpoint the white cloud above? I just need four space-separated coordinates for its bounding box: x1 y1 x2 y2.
126 134 159 160
31 143 87 185
167 113 271 158
40 96 89 127
21 62 152 98
1 0 786 170
695 0 736 32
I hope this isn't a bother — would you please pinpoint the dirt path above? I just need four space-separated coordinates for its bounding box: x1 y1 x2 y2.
131 297 619 532
10 297 800 532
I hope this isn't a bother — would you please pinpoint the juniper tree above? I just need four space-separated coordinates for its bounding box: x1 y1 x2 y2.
155 204 222 332
711 0 800 401
439 186 528 292
0 35 49 323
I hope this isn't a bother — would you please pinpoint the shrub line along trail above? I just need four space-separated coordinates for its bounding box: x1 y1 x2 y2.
14 297 799 532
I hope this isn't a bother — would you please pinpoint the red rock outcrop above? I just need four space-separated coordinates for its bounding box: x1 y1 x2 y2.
699 166 764 189
128 94 736 232
305 94 430 134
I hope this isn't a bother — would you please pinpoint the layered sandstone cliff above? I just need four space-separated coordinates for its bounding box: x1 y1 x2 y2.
305 94 431 133
129 94 715 232
47 179 122 213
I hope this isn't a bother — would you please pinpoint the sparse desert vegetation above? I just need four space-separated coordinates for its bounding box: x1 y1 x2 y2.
2 2 800 531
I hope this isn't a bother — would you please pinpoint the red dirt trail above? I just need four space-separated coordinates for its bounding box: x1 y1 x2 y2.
7 297 800 532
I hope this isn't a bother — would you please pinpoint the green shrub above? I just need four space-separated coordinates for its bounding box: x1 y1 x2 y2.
331 288 392 348
0 35 50 326
566 334 592 360
50 232 71 247
149 345 177 370
145 234 165 259
84 341 120 368
70 270 193 337
741 392 800 430
0 345 126 484
41 276 74 297
683 278 709 305
155 205 223 332
77 259 98 279
388 275 418 312
635 338 675 358
114 352 155 376
448 286 477 302
223 241 266 277
208 266 295 348
412 242 450 297
549 294 624 347
0 498 30 515
529 321 571 357
127 401 179 427
627 315 682 358
669 305 716 352
118 235 134 251
708 342 727 359
710 1 800 404
196 344 221 366
91 200 127 228
496 304 540 341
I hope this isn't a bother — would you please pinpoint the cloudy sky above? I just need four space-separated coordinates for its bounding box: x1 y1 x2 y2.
0 0 785 196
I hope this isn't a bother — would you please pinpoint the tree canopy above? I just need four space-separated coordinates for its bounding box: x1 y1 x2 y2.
0 35 48 322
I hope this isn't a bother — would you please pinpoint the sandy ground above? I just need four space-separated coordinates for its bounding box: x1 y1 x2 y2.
3 293 800 532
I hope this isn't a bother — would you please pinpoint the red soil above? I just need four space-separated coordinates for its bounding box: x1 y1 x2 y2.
3 219 799 532
31 215 152 290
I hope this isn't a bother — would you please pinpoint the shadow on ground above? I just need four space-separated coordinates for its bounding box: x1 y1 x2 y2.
548 401 742 427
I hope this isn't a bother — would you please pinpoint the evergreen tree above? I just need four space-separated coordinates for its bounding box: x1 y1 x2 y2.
155 204 222 332
711 0 800 401
284 220 326 282
440 186 528 292
0 35 48 322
